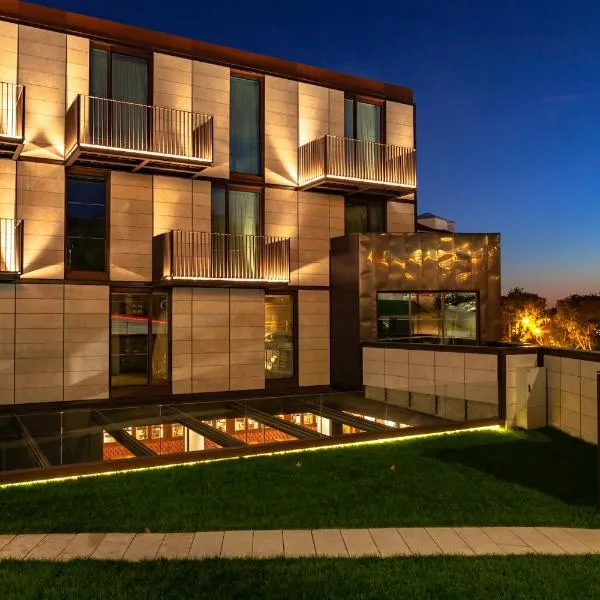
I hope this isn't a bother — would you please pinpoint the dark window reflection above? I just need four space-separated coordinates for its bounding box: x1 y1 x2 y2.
66 175 107 273
230 76 261 175
377 292 477 344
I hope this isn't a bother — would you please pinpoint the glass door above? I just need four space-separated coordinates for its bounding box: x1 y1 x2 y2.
265 293 296 384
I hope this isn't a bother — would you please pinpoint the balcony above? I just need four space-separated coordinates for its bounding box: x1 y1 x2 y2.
153 231 291 284
0 219 23 281
298 135 416 196
0 82 25 159
65 95 213 177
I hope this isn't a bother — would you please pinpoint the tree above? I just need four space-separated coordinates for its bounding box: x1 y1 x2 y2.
549 294 600 351
501 287 549 344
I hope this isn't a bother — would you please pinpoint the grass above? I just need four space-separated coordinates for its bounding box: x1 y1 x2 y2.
1 556 600 599
0 427 598 533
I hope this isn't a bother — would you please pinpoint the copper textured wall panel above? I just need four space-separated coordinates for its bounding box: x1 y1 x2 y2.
356 233 501 342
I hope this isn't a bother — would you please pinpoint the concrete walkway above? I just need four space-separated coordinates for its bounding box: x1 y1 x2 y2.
1 528 600 561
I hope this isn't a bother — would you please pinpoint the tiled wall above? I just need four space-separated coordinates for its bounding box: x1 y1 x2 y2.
545 355 598 445
110 172 153 281
386 101 414 149
387 200 415 234
18 25 66 160
153 176 192 236
298 83 344 146
66 35 89 108
0 159 15 220
298 290 330 387
16 161 64 279
363 347 499 422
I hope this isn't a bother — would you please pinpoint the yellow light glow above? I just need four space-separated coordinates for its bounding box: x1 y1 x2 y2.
0 425 503 489
522 317 530 325
300 174 416 189
533 327 541 335
79 143 212 164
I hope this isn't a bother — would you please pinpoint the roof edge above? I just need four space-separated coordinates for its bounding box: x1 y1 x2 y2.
0 1 414 104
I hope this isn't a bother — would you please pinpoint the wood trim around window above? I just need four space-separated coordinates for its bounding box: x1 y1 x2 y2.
229 70 265 184
64 168 110 282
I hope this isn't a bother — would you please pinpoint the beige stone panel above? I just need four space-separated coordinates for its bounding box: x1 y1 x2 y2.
154 53 192 111
264 187 298 284
0 21 17 88
66 35 89 107
153 176 192 235
16 162 64 279
386 102 414 149
192 180 211 232
298 192 330 287
15 283 63 403
193 61 229 179
18 25 66 159
0 159 15 219
171 288 192 395
110 172 153 281
299 290 329 386
264 76 298 186
387 201 415 233
298 82 330 146
329 196 344 238
329 89 345 137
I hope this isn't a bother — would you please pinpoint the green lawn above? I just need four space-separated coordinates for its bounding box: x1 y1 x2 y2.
0 427 598 533
1 556 600 600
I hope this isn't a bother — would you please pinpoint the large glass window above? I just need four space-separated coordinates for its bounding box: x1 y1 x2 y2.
111 291 169 389
230 76 262 175
377 292 477 344
211 187 262 278
89 47 149 149
265 294 294 380
66 174 107 274
344 98 381 142
345 200 384 234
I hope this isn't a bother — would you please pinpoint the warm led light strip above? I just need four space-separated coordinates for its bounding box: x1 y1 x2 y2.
0 425 503 489
167 276 290 283
300 175 417 189
79 143 212 164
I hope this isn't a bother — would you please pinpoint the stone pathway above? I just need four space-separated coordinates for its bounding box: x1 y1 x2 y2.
1 528 600 561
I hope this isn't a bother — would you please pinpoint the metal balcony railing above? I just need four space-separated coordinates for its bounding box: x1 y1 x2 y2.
298 135 416 191
153 231 290 283
65 95 213 173
0 82 24 141
0 219 23 277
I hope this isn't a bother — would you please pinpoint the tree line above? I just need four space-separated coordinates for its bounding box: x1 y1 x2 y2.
501 288 600 351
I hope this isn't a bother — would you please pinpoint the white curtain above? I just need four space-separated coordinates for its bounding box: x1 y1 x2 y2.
229 190 260 277
112 53 149 150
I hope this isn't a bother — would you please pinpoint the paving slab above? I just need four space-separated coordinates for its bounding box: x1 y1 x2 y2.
282 530 315 558
340 529 379 557
253 530 283 558
60 534 107 560
562 528 600 552
426 528 473 556
480 527 529 547
312 529 348 557
0 536 15 552
0 535 46 559
369 528 412 557
123 534 165 561
91 533 135 560
500 544 536 555
221 531 253 558
189 532 224 559
156 533 194 559
536 528 591 554
27 534 76 560
454 528 503 555
510 528 564 555
398 528 442 556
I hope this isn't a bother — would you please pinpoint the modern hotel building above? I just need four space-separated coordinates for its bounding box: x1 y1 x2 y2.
0 1 500 415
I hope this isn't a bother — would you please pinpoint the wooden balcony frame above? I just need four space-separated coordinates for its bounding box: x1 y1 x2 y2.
153 231 291 285
0 219 24 281
0 82 25 160
298 135 416 196
65 95 214 178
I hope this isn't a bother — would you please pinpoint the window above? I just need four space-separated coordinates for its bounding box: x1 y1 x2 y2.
344 98 382 142
135 427 148 441
230 75 262 175
344 199 384 234
171 424 184 438
66 174 107 275
89 47 150 149
377 292 478 344
265 294 294 380
151 425 163 440
212 186 262 278
110 290 169 390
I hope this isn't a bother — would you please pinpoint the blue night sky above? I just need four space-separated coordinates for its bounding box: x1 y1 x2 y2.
36 0 600 303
